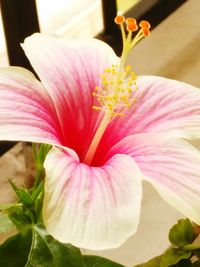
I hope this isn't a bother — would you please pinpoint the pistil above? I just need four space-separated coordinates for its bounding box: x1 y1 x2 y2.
83 16 151 165
83 112 111 165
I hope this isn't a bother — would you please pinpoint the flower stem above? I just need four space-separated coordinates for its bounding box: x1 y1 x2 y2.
83 112 111 165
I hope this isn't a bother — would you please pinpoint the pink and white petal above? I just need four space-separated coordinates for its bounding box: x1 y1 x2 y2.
99 76 200 157
43 147 142 250
107 134 200 224
0 67 62 145
22 34 119 159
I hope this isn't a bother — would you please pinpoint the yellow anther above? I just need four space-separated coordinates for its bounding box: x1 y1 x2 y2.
107 104 113 110
121 96 127 101
104 68 111 73
128 81 133 86
104 96 110 101
92 63 138 118
112 70 116 75
131 72 137 79
103 81 109 86
125 65 132 74
117 79 122 84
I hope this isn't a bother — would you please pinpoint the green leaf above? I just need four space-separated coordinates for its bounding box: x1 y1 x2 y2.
169 219 194 247
32 144 51 188
83 255 125 267
17 189 33 207
9 211 32 232
0 223 128 267
0 213 15 233
9 180 33 207
0 203 20 211
134 255 162 267
0 231 32 267
183 244 200 251
0 203 23 214
25 226 84 267
160 248 191 267
32 181 44 202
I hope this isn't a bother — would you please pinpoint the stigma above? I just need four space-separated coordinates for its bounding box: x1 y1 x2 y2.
84 17 151 165
115 15 151 68
92 16 151 119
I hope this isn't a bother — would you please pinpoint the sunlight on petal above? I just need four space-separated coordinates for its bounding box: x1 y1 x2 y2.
98 76 200 162
22 34 119 158
43 147 142 250
108 133 200 224
0 67 62 145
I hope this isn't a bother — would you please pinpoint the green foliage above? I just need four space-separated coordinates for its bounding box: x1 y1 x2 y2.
2 144 48 231
8 181 33 208
134 255 162 267
32 143 51 188
2 144 49 231
83 255 125 267
169 219 195 247
3 180 42 232
0 230 32 267
160 248 191 267
25 226 84 267
134 218 200 267
0 226 123 267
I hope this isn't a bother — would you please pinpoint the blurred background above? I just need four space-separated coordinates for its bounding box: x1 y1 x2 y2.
0 0 185 67
0 0 141 66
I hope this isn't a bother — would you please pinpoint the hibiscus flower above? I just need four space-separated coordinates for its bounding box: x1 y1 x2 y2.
0 16 200 250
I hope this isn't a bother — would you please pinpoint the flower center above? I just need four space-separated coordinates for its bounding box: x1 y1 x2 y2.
93 64 137 117
83 16 151 165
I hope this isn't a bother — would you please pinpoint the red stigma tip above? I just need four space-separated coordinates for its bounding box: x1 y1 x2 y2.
142 28 150 36
126 18 137 25
114 15 125 24
127 23 138 32
139 20 151 29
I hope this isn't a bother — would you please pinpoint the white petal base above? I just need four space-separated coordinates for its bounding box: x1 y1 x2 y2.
43 148 142 250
